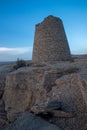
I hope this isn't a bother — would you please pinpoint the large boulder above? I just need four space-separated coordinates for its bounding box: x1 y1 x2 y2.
3 67 47 121
3 64 79 121
50 74 87 115
4 112 60 130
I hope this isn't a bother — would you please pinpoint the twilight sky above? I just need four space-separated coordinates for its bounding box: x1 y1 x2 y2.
0 0 87 61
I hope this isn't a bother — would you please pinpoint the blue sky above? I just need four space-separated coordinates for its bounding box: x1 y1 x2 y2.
0 0 87 61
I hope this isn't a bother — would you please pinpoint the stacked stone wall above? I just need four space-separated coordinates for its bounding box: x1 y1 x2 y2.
32 16 71 63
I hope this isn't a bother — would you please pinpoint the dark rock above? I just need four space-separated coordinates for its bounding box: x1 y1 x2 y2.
4 112 60 130
45 99 61 111
0 118 8 130
0 100 7 120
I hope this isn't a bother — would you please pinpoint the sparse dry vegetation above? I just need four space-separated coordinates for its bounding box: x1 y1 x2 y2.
13 58 26 69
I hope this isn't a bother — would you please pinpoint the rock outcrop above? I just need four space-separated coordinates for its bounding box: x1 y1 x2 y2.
3 63 80 121
2 57 87 130
3 59 87 119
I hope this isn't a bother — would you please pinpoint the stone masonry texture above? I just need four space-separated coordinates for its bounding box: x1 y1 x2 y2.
32 15 71 63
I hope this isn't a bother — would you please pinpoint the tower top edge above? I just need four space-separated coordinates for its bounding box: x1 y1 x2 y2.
36 15 62 26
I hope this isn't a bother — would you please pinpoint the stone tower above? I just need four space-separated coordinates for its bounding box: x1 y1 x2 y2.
32 15 71 63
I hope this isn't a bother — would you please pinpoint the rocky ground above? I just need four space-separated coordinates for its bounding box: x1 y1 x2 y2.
0 55 87 130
